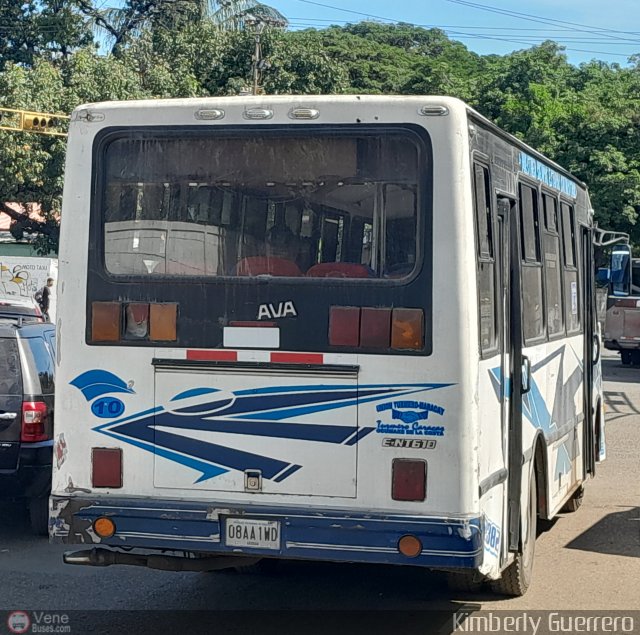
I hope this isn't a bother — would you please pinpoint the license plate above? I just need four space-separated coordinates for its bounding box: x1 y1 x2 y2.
225 517 281 550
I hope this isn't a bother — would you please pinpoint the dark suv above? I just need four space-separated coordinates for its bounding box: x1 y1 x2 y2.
0 321 55 535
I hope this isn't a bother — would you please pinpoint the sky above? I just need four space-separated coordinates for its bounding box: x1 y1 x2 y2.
269 0 640 66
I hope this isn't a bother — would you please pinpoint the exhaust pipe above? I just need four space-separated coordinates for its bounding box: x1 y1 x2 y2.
63 548 261 572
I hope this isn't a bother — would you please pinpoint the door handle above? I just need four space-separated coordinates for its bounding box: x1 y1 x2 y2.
521 356 531 394
0 412 17 420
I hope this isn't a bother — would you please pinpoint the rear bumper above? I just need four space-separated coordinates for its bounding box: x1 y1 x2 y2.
50 496 483 570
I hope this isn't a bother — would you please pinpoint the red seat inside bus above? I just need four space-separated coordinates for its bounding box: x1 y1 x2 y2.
306 263 371 278
235 257 303 277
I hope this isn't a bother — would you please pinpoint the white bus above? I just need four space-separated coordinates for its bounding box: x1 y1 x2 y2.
50 96 605 596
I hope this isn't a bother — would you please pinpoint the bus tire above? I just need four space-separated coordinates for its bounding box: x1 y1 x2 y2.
561 485 584 513
621 351 632 365
490 469 537 597
445 571 485 593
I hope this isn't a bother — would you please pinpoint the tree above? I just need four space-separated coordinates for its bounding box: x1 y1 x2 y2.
3 10 640 251
0 52 147 254
0 0 92 66
74 0 287 56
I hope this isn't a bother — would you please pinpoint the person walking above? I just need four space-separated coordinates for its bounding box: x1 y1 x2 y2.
35 277 54 321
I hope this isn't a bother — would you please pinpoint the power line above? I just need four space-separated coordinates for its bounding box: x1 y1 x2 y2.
443 0 640 44
287 18 640 44
291 1 638 57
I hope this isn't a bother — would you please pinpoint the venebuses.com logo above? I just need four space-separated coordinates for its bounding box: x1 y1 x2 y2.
5 611 71 634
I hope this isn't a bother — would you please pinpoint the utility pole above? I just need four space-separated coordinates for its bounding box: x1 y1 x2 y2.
252 23 262 95
245 14 267 96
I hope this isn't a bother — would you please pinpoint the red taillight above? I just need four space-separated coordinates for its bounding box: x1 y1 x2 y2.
329 306 361 347
92 447 123 488
21 401 49 442
360 307 392 348
329 306 424 351
392 459 427 501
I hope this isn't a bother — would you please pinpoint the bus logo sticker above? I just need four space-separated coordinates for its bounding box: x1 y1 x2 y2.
484 517 501 557
382 438 436 449
84 382 453 484
375 400 445 436
70 369 135 401
91 396 126 419
257 301 297 320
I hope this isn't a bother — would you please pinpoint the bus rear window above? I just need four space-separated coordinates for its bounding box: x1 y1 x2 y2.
101 131 421 280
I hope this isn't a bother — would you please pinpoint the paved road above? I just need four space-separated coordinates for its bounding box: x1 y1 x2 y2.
0 354 638 633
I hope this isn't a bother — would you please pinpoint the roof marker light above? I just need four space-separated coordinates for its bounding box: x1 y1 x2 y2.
289 108 320 120
196 109 225 120
419 105 449 116
243 108 274 120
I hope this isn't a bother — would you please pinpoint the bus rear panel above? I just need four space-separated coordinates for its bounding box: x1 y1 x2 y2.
50 96 601 594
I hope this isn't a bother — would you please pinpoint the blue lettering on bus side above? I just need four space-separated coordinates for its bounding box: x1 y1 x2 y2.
91 396 125 419
375 399 446 431
519 152 577 198
484 518 501 557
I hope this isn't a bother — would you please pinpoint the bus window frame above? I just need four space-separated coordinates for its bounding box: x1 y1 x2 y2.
472 153 500 360
541 189 566 342
90 124 433 289
518 179 547 347
560 197 582 335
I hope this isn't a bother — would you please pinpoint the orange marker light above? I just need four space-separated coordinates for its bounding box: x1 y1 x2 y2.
150 303 178 341
91 302 121 342
391 308 424 350
398 535 423 558
93 517 116 538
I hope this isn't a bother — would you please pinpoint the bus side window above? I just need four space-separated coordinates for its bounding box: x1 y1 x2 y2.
542 193 564 337
473 162 497 356
519 183 545 344
561 202 580 333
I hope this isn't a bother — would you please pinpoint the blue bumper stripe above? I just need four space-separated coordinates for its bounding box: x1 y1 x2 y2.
51 497 483 569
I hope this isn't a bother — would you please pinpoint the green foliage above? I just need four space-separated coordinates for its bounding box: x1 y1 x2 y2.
2 8 640 250
1 0 92 66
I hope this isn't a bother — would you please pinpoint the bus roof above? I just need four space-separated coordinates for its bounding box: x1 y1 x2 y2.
70 94 586 194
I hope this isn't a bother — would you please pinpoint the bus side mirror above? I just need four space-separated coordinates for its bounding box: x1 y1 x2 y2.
609 245 632 296
595 268 611 285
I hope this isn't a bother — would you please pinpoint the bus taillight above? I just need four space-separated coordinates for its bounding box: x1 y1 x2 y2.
328 307 360 347
91 302 177 342
92 447 123 488
329 306 424 351
360 308 392 348
392 459 427 501
391 308 424 350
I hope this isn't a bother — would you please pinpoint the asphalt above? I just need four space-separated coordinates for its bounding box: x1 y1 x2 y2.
0 353 638 634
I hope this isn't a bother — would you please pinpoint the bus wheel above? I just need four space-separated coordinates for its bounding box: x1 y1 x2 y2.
621 351 632 365
490 469 537 597
561 485 584 513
